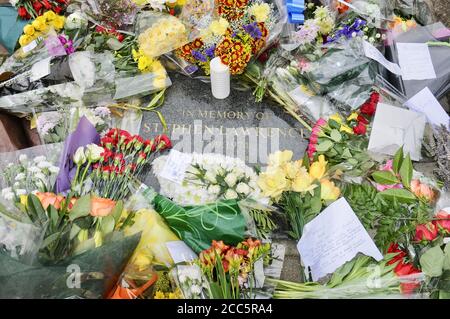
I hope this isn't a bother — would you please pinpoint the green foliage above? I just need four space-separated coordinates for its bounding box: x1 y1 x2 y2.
249 209 277 240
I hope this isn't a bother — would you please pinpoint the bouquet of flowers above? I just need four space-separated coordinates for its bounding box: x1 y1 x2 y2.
197 239 270 299
257 150 340 240
12 0 69 20
176 0 278 75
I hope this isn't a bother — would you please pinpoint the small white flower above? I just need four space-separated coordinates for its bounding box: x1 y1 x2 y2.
7 163 14 168
3 191 14 201
73 147 87 165
85 144 104 162
37 161 52 169
236 182 250 195
224 189 238 200
19 154 28 163
369 37 375 43
49 166 60 174
178 274 187 284
208 184 221 195
351 32 357 38
190 284 202 295
375 33 381 39
15 189 26 196
15 173 26 181
1 187 12 196
224 173 238 187
34 172 47 181
33 156 46 163
13 182 20 188
28 166 41 174
381 34 387 40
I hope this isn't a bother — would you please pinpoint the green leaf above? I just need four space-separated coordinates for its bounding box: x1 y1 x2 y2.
330 129 342 142
378 189 416 203
399 153 413 189
100 215 115 235
302 152 310 170
372 171 399 185
341 148 352 159
106 38 124 50
111 200 124 224
41 232 61 249
444 243 450 271
316 140 333 152
27 194 47 226
420 245 444 277
70 224 81 241
69 195 91 221
48 205 59 229
392 147 403 174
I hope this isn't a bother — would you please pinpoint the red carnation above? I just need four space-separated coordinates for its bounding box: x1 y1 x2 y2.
394 260 420 277
18 6 28 18
117 33 125 42
33 1 43 11
53 6 62 14
360 102 376 116
153 134 172 151
353 122 367 135
370 92 380 104
414 222 438 242
357 114 369 125
42 0 52 10
434 211 450 234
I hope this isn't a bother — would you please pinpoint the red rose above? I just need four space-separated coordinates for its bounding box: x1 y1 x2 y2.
394 260 420 276
370 92 380 104
95 26 106 33
414 222 438 242
56 0 66 3
357 114 369 125
17 6 28 18
53 6 62 14
33 1 43 11
353 122 367 135
400 282 420 295
386 243 407 265
434 211 450 234
360 102 376 116
169 8 175 15
117 34 125 42
42 0 52 10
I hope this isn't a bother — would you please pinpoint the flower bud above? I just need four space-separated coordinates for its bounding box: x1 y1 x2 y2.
73 147 87 165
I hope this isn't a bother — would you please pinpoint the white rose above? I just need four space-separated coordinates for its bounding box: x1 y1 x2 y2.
224 189 238 200
205 171 217 183
208 184 221 195
85 144 104 162
236 182 250 195
224 173 238 187
65 11 88 30
73 146 87 165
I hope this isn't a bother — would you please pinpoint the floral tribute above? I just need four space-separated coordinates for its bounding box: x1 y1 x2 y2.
176 0 275 75
12 0 68 20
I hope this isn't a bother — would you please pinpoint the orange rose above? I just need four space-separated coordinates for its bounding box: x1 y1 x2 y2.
36 192 65 210
90 197 116 217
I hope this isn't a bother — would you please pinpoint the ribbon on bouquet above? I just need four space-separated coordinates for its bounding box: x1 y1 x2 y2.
286 0 305 24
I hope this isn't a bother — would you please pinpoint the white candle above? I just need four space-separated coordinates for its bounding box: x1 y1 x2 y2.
210 57 230 99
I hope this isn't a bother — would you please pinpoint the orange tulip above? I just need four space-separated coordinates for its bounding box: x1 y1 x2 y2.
90 197 116 217
36 192 65 210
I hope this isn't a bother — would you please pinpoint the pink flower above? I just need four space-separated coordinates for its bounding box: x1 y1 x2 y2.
376 183 403 192
414 222 438 242
411 179 436 202
381 159 393 171
309 134 318 144
316 118 327 127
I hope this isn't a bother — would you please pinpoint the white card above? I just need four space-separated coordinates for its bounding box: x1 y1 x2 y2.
297 198 383 281
158 150 193 184
288 86 314 106
404 87 449 129
396 43 436 80
166 241 197 264
30 57 52 82
363 40 403 75
22 40 38 53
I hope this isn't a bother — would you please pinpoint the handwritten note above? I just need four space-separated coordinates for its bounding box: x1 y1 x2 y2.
404 87 449 129
297 198 383 281
158 150 193 184
363 40 403 75
396 43 436 80
166 241 197 264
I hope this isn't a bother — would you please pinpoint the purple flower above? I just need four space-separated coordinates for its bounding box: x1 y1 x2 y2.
205 45 216 59
58 35 75 55
243 22 262 39
192 50 207 62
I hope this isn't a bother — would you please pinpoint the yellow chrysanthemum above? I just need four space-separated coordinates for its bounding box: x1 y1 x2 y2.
23 24 35 36
320 179 340 201
209 18 229 36
154 291 166 299
248 3 271 22
309 155 327 180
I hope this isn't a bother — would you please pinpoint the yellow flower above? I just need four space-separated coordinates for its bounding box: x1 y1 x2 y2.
209 18 229 36
268 150 293 168
52 16 65 30
320 179 340 201
257 169 289 200
284 160 303 179
154 291 166 299
292 167 317 193
177 0 186 5
43 10 56 21
153 77 167 89
138 55 152 71
19 34 32 46
340 124 353 135
23 24 35 36
329 113 342 124
20 195 28 207
133 253 152 271
347 112 358 121
248 3 271 22
309 155 327 180
132 48 140 61
32 18 46 32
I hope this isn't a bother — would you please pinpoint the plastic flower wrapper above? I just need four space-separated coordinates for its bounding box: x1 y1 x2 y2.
78 0 138 29
68 106 112 135
0 232 141 298
130 182 247 254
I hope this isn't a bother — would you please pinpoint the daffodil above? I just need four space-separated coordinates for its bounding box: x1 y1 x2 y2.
248 3 271 22
340 124 354 134
309 155 327 180
292 167 317 193
329 113 343 124
320 179 340 201
347 112 358 121
268 150 293 168
257 169 289 199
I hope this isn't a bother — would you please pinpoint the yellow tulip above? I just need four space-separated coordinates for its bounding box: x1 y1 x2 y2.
268 150 293 168
292 167 317 193
340 124 353 135
320 179 340 201
329 113 343 124
32 17 47 31
19 34 32 47
309 155 327 180
52 16 65 30
20 194 28 207
257 169 289 200
43 10 56 21
23 24 35 36
347 112 358 121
